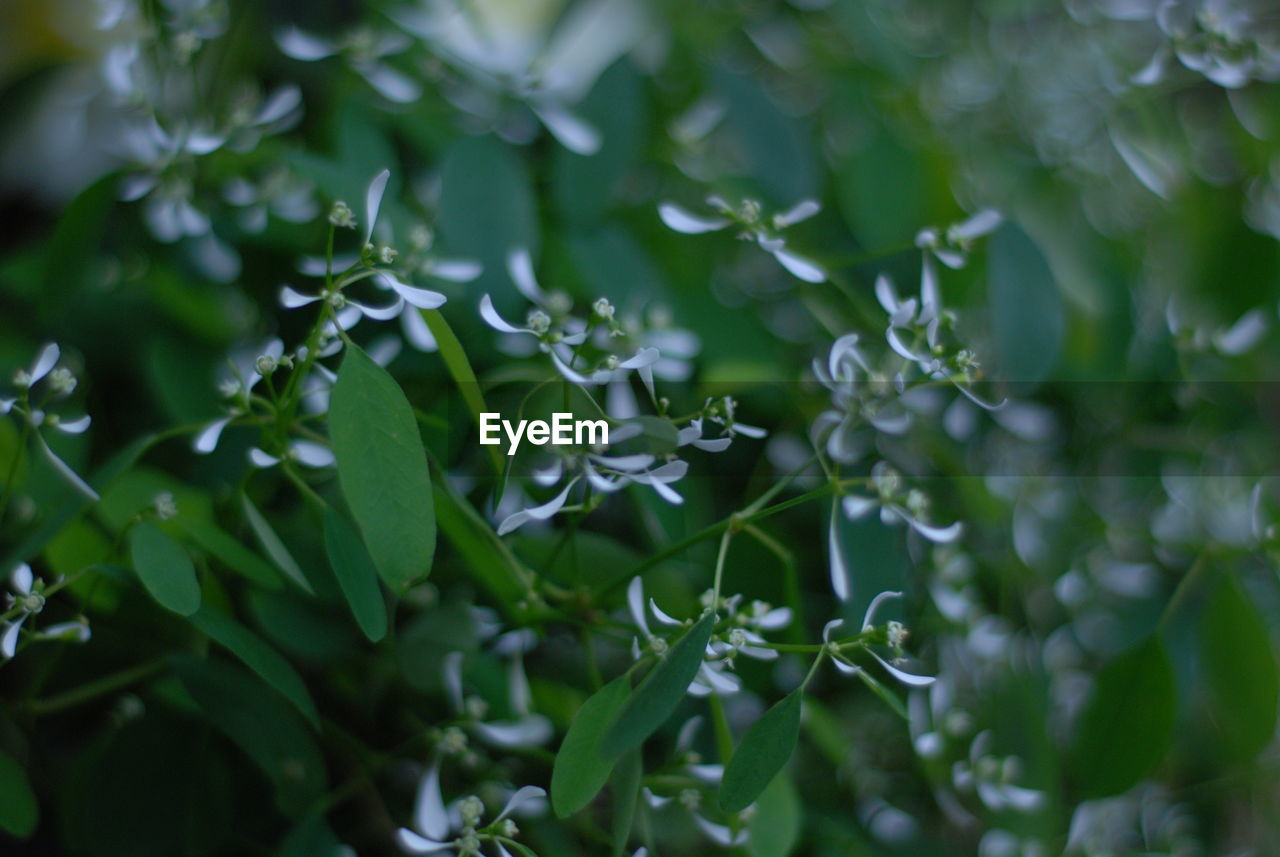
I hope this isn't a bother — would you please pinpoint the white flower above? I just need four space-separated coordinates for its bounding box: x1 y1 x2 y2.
822 592 935 688
247 440 337 470
396 764 547 857
2 564 91 662
913 209 1003 270
393 0 649 154
843 462 964 544
277 25 422 102
951 730 1046 813
658 196 826 282
441 649 553 750
222 167 318 233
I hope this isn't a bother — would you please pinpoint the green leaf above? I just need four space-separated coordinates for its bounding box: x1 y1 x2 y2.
277 815 352 857
721 690 803 812
330 342 435 593
1070 635 1176 797
1200 573 1278 761
855 668 908 720
128 522 201 616
189 606 320 730
174 656 326 816
241 494 314 594
419 308 503 476
747 774 801 857
602 612 716 759
0 749 38 838
988 224 1064 385
551 673 632 817
433 473 529 611
610 749 642 857
179 518 282 589
323 506 388 642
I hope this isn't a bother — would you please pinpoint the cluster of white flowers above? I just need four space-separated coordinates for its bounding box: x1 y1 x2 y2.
2 343 97 501
2 564 90 663
658 195 827 282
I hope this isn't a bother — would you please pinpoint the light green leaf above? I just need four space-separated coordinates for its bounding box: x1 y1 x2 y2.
602 612 716 759
241 494 314 594
174 656 326 816
855 668 909 720
322 506 388 642
128 522 201 616
1200 573 1278 761
433 474 529 611
330 342 435 593
721 690 803 812
551 673 631 817
0 749 38 838
189 605 320 730
747 774 801 857
1070 635 1175 797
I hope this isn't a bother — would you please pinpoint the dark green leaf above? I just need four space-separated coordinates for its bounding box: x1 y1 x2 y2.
433 476 528 611
0 749 38 838
855 668 909 720
420 308 503 476
551 673 631 817
189 606 320 729
179 518 282 589
721 690 803 812
1070 635 1176 797
241 494 314 594
330 342 435 593
602 612 716 758
174 656 326 816
323 506 388 642
128 522 201 616
1200 573 1278 761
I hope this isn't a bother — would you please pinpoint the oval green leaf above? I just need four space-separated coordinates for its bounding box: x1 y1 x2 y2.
241 494 314 594
1070 635 1175 797
721 690 803 812
1200 573 1278 761
601 611 716 759
610 749 642 857
329 342 435 593
747 774 801 857
0 748 38 838
189 605 320 730
323 506 388 642
551 673 631 817
128 522 201 616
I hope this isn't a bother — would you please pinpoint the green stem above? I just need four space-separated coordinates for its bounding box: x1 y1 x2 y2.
26 657 167 715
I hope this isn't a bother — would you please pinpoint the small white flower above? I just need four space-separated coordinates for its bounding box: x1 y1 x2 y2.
658 196 826 282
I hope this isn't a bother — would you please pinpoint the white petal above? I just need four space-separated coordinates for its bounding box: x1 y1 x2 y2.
1 619 24 659
694 662 741 695
643 788 672 808
694 814 749 847
756 607 792 630
361 62 422 104
1214 308 1268 355
254 85 303 125
478 294 528 334
770 245 826 282
919 255 941 319
54 415 92 434
893 509 963 543
401 307 439 352
382 273 448 309
0 398 13 414
492 785 548 822
349 296 406 321
658 203 730 234
627 576 651 638
275 26 339 60
828 512 850 601
280 284 320 308
871 652 935 687
443 651 464 713
619 347 660 369
364 168 391 243
394 828 452 855
37 436 98 500
506 248 544 302
774 199 820 228
861 590 903 631
949 209 1003 241
426 258 483 282
822 618 844 644
875 274 900 315
496 479 579 535
248 448 281 468
590 453 655 472
530 101 601 155
12 564 34 595
648 598 683 628
291 440 335 467
29 343 60 385
474 716 554 748
413 764 451 840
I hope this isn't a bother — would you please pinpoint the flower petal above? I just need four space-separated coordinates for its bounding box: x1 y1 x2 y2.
29 343 61 385
248 448 281 468
394 828 452 855
381 273 447 309
275 26 339 61
291 440 335 468
492 785 548 823
506 248 545 303
871 651 935 687
496 478 579 535
413 763 450 840
280 284 320 308
774 198 820 228
530 100 602 155
828 509 850 601
861 590 903 631
478 294 528 334
54 415 92 435
426 258 483 282
770 245 826 283
361 62 422 103
364 168 391 243
658 203 730 234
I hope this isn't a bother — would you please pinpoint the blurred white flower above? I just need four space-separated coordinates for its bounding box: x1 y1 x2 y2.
659 196 827 282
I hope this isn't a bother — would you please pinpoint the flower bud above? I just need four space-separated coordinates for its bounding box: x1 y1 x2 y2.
328 200 356 229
